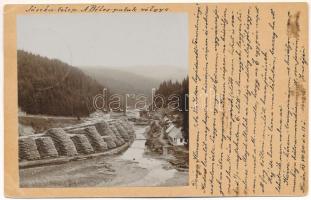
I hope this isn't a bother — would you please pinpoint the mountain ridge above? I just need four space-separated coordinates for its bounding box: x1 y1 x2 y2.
79 65 188 82
80 66 161 97
18 50 104 116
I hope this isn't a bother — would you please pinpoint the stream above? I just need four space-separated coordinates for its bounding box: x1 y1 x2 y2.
108 125 185 186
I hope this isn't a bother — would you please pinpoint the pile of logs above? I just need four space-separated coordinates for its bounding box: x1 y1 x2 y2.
102 135 117 149
35 137 58 158
115 122 130 141
19 137 40 160
19 119 135 162
84 126 108 152
71 134 94 154
46 128 78 156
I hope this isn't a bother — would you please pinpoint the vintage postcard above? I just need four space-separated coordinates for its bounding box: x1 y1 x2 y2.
3 3 308 197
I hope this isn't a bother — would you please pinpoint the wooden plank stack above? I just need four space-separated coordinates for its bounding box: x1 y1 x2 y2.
123 120 135 134
102 135 117 149
46 128 78 156
71 134 94 154
95 121 115 137
19 137 41 161
84 126 108 152
115 122 130 141
35 137 59 158
109 123 122 138
94 121 107 135
19 118 136 162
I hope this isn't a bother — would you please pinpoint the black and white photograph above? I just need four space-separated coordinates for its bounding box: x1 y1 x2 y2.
17 13 189 187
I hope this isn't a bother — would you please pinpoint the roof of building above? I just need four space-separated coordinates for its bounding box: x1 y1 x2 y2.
165 124 175 133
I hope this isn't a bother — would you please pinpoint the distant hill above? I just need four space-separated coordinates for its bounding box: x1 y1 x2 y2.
121 65 188 82
81 67 160 97
18 50 104 116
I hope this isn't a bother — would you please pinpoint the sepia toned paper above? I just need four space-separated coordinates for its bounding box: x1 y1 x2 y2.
4 3 308 197
188 3 308 196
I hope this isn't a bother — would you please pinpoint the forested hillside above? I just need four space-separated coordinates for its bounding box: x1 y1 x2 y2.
153 77 189 142
18 50 104 117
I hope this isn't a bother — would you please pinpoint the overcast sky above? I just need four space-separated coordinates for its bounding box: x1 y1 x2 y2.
17 13 188 69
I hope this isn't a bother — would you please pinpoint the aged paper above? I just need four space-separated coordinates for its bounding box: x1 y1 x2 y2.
189 3 308 196
3 3 308 197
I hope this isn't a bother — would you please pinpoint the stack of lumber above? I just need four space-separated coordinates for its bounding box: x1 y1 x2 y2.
46 128 78 156
35 137 59 158
102 135 117 149
94 121 107 135
115 122 130 141
19 137 41 161
95 121 115 136
105 125 115 136
120 120 135 140
107 123 125 145
109 123 122 138
71 134 94 154
121 120 134 134
67 128 86 135
84 126 108 152
114 137 124 146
